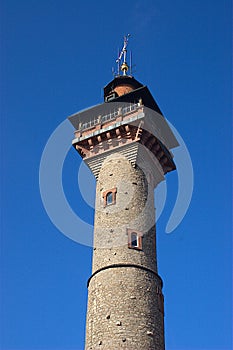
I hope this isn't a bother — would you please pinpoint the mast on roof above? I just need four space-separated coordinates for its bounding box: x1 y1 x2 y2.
116 34 131 76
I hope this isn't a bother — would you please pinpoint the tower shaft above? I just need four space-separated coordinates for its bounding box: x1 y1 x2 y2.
85 153 164 349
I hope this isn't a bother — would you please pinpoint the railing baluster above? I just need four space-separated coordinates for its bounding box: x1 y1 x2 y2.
77 103 139 132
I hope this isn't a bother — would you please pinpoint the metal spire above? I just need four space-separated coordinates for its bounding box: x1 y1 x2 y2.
116 34 130 76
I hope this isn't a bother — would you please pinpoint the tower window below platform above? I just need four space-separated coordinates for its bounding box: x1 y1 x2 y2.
103 188 117 207
106 192 113 205
127 229 143 250
131 233 138 247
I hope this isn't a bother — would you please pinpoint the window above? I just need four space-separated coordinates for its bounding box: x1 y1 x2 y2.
102 188 117 207
131 233 138 247
106 192 113 205
127 229 143 250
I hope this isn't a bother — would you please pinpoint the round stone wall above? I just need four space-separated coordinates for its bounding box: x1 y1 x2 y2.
85 267 164 350
85 153 165 349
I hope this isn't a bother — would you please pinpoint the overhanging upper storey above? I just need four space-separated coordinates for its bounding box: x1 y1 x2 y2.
68 71 179 180
68 101 179 180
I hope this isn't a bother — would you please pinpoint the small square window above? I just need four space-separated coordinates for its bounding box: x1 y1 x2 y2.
127 229 143 250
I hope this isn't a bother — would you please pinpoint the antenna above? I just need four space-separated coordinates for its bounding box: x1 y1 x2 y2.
117 48 120 76
129 50 132 76
130 50 137 76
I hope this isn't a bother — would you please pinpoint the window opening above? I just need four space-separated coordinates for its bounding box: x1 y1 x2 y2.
103 188 117 207
127 229 143 250
106 192 113 205
131 233 138 247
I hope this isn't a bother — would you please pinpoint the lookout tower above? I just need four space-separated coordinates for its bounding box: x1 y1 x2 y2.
68 36 179 349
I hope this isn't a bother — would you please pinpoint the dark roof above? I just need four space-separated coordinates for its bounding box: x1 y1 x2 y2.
68 103 117 129
108 85 163 115
104 75 143 97
69 74 164 129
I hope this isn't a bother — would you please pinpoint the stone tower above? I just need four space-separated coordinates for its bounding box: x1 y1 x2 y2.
68 41 178 350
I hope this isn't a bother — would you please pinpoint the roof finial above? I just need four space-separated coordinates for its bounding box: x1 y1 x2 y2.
116 34 130 76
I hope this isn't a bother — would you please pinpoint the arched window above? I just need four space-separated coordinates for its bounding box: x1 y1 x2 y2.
103 188 117 207
106 192 113 205
127 229 143 250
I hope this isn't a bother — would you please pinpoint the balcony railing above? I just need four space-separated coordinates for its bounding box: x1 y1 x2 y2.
78 103 140 132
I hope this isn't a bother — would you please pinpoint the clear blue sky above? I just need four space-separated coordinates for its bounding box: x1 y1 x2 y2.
1 1 232 349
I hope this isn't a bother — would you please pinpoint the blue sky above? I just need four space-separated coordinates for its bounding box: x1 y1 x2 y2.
1 0 232 349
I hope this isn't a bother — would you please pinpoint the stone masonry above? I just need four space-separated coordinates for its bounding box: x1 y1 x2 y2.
85 153 165 349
